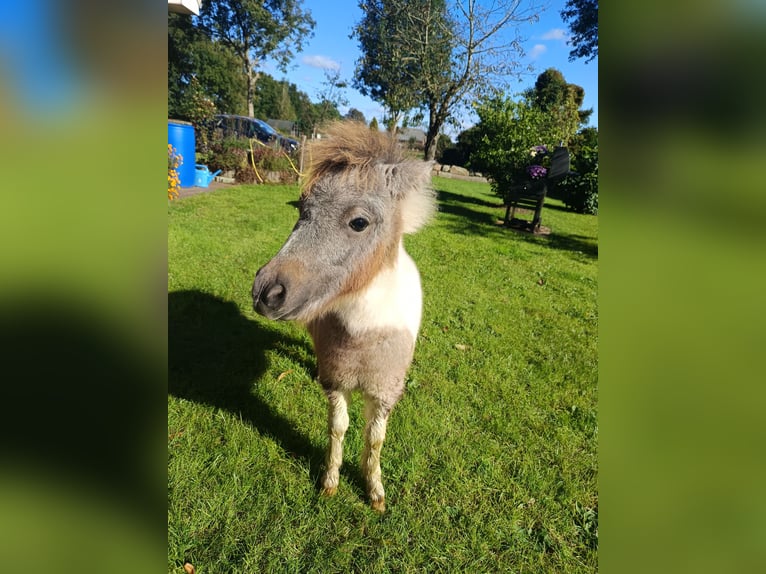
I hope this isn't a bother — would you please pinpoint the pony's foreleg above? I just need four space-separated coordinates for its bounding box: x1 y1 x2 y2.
362 395 391 513
321 390 350 496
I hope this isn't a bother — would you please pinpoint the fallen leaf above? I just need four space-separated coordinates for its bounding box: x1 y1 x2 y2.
455 344 469 351
277 369 294 382
183 562 195 574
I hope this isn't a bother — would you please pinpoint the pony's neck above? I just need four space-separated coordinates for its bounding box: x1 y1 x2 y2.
326 241 423 339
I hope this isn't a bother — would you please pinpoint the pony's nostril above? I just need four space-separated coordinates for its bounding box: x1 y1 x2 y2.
261 283 286 308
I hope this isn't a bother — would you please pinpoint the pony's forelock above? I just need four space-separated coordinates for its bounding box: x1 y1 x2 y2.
301 121 402 198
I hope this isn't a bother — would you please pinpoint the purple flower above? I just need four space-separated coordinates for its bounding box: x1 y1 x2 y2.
526 164 548 180
530 145 549 158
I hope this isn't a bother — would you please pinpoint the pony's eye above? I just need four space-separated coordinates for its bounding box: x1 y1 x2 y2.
349 217 369 232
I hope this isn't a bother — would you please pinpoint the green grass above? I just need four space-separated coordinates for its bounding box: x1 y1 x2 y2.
168 177 598 573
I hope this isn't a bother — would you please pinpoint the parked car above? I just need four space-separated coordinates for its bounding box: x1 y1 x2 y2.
211 114 299 152
256 118 300 152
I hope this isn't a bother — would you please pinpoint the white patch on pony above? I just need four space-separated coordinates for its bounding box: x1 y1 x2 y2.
400 180 437 233
385 160 437 234
328 242 423 340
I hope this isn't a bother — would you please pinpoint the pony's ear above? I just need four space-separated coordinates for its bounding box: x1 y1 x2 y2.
380 160 437 233
380 160 432 198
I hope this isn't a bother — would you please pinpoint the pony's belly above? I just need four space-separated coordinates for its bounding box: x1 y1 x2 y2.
309 312 414 405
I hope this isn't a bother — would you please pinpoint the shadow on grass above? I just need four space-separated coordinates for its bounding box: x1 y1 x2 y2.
168 290 366 495
545 232 598 258
436 188 598 259
436 190 502 233
437 189 502 209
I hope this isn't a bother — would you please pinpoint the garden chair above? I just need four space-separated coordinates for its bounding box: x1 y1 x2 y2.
504 146 573 232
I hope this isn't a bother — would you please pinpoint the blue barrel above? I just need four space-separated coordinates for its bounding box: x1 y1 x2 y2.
168 120 196 187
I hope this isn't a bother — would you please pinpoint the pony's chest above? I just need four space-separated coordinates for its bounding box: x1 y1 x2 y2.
332 249 423 341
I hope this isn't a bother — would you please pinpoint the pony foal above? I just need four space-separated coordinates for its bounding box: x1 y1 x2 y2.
252 122 435 512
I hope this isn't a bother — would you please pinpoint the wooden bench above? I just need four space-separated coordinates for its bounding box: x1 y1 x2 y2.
504 146 573 232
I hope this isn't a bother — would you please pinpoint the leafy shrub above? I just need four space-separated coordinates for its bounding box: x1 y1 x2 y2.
438 144 466 167
207 137 249 173
251 144 295 172
205 130 301 184
471 97 555 200
225 143 300 184
234 165 259 184
176 76 217 154
559 144 598 214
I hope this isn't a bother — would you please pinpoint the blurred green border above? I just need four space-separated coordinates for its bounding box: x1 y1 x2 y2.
600 2 766 573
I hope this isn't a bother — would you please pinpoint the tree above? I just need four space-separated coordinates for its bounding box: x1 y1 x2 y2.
168 12 246 117
286 82 318 134
561 0 598 63
251 73 280 119
345 108 367 124
249 74 300 121
369 117 380 131
526 68 591 145
352 0 439 132
353 0 544 160
311 68 348 135
470 95 555 199
437 124 482 167
176 75 218 151
198 0 315 118
276 81 298 120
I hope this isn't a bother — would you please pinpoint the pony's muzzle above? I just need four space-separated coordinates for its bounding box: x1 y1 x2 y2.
252 267 289 318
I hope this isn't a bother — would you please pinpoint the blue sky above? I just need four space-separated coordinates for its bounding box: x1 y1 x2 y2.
263 0 598 137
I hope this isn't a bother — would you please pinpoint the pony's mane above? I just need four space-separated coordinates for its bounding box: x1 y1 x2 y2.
301 121 403 197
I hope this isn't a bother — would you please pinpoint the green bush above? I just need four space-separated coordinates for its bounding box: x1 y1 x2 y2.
559 144 598 214
228 144 299 184
251 144 294 172
205 131 300 184
471 97 555 200
207 137 249 172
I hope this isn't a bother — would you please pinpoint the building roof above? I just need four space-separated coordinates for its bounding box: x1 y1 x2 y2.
396 128 426 143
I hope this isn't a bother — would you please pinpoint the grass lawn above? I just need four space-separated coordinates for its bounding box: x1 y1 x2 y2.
168 176 598 573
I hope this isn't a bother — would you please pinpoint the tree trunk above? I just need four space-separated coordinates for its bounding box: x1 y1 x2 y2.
423 120 441 161
247 69 255 117
424 132 439 161
246 60 260 118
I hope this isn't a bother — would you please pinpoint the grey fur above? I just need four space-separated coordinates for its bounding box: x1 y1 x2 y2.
251 122 435 511
307 312 414 409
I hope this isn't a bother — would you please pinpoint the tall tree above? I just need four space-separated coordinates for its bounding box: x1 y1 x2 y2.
251 73 280 118
198 0 315 117
526 68 591 144
353 0 544 160
352 0 438 132
345 108 367 124
276 81 298 120
561 0 598 63
312 68 348 134
168 12 246 117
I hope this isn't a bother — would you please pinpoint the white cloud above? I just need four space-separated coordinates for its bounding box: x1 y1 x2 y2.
541 28 569 42
530 44 547 60
302 55 341 71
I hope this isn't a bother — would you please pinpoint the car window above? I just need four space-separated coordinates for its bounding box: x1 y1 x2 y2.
257 120 278 136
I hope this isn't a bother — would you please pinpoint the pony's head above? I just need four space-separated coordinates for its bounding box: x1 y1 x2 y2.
252 121 435 322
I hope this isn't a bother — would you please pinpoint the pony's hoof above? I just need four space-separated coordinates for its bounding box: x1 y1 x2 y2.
370 497 386 513
320 486 337 497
